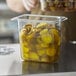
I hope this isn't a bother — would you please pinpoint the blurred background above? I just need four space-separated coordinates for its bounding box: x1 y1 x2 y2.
0 0 21 43
0 0 76 44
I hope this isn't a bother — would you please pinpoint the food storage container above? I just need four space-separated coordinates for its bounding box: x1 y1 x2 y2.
40 0 76 12
12 14 67 63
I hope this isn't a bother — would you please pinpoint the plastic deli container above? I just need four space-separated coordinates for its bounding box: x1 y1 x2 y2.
12 14 67 63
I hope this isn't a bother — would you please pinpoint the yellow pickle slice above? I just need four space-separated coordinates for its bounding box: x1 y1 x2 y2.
50 28 60 46
37 22 48 29
23 24 33 34
46 46 56 56
40 29 53 44
29 52 39 61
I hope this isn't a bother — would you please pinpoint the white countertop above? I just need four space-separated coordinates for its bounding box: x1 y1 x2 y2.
0 44 22 75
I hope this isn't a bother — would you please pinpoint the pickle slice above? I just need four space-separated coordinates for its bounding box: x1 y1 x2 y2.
49 28 60 46
23 24 33 34
40 29 53 44
37 49 46 56
22 47 29 53
19 29 26 38
37 22 48 29
41 55 50 62
22 52 29 60
46 46 56 56
30 52 39 61
41 57 49 62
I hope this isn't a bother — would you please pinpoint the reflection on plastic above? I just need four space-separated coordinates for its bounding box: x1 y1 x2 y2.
22 61 59 74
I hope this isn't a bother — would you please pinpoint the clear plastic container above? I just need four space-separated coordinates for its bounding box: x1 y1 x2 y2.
12 14 67 63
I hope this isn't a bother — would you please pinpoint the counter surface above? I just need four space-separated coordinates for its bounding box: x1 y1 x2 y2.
0 43 76 76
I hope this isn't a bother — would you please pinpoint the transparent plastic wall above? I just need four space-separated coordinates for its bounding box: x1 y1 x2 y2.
12 14 67 63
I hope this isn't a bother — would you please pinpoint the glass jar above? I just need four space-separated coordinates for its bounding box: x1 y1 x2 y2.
12 14 67 63
40 0 76 12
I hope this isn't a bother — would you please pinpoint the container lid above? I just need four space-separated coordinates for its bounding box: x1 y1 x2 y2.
11 14 68 23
